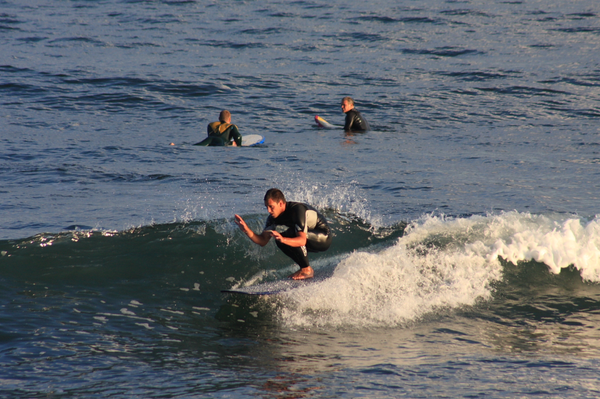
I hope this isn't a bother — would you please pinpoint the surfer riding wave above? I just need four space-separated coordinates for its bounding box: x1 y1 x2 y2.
235 188 332 280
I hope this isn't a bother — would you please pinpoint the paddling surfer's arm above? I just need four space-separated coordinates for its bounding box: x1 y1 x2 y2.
230 125 242 147
235 214 271 246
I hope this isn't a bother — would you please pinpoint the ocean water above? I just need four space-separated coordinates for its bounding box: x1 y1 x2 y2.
1 0 600 397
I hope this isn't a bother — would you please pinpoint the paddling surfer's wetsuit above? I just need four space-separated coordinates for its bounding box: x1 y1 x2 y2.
195 121 242 146
343 109 369 132
264 201 332 269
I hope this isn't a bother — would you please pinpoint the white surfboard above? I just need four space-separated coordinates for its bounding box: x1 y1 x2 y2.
222 274 330 296
241 134 265 147
186 134 264 147
315 115 341 129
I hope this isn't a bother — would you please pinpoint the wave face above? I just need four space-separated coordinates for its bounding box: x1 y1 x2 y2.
4 211 597 330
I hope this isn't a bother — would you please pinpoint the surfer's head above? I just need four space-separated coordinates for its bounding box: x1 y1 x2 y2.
264 188 286 204
264 188 286 218
341 97 354 113
219 110 231 123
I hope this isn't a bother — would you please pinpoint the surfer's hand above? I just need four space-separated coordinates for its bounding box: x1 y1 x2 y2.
270 230 282 241
234 214 248 232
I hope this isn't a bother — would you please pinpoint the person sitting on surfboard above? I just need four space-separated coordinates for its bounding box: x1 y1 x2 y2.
194 110 242 146
234 188 332 280
341 96 369 132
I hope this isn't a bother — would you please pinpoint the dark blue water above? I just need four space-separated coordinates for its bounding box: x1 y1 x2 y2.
2 0 600 397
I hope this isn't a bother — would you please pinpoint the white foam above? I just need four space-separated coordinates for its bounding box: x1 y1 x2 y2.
484 214 600 280
279 211 600 328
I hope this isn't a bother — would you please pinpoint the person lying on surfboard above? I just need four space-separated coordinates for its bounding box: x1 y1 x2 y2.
194 110 242 147
234 188 332 280
341 96 369 132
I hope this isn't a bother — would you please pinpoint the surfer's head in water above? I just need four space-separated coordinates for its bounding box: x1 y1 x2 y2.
341 96 354 113
219 110 231 123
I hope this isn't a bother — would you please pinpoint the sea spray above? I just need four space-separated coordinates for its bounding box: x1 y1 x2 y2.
283 182 385 230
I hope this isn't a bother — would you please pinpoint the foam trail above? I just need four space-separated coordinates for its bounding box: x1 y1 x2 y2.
279 212 600 328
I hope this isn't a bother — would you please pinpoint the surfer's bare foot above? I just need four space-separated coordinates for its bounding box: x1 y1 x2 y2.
289 266 314 280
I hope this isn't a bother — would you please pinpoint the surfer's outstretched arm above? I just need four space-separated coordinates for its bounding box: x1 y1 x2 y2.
234 214 271 246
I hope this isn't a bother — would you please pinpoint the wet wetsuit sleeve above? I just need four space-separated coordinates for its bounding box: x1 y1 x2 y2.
289 202 330 235
358 111 369 131
344 113 353 131
292 204 307 233
230 125 242 147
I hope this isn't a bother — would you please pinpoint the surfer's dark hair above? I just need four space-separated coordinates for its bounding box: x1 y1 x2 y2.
264 188 286 204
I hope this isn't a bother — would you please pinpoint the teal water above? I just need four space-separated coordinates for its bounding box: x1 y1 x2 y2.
1 0 600 397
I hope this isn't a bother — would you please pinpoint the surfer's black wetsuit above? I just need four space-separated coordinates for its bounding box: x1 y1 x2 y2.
343 109 369 132
264 201 332 269
194 121 242 146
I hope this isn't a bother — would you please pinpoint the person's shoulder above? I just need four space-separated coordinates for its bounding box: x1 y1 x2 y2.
289 202 315 213
207 122 218 134
208 121 221 129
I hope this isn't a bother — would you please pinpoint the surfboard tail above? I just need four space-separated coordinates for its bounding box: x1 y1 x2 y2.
241 134 265 147
315 115 329 128
315 115 323 127
315 115 341 129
